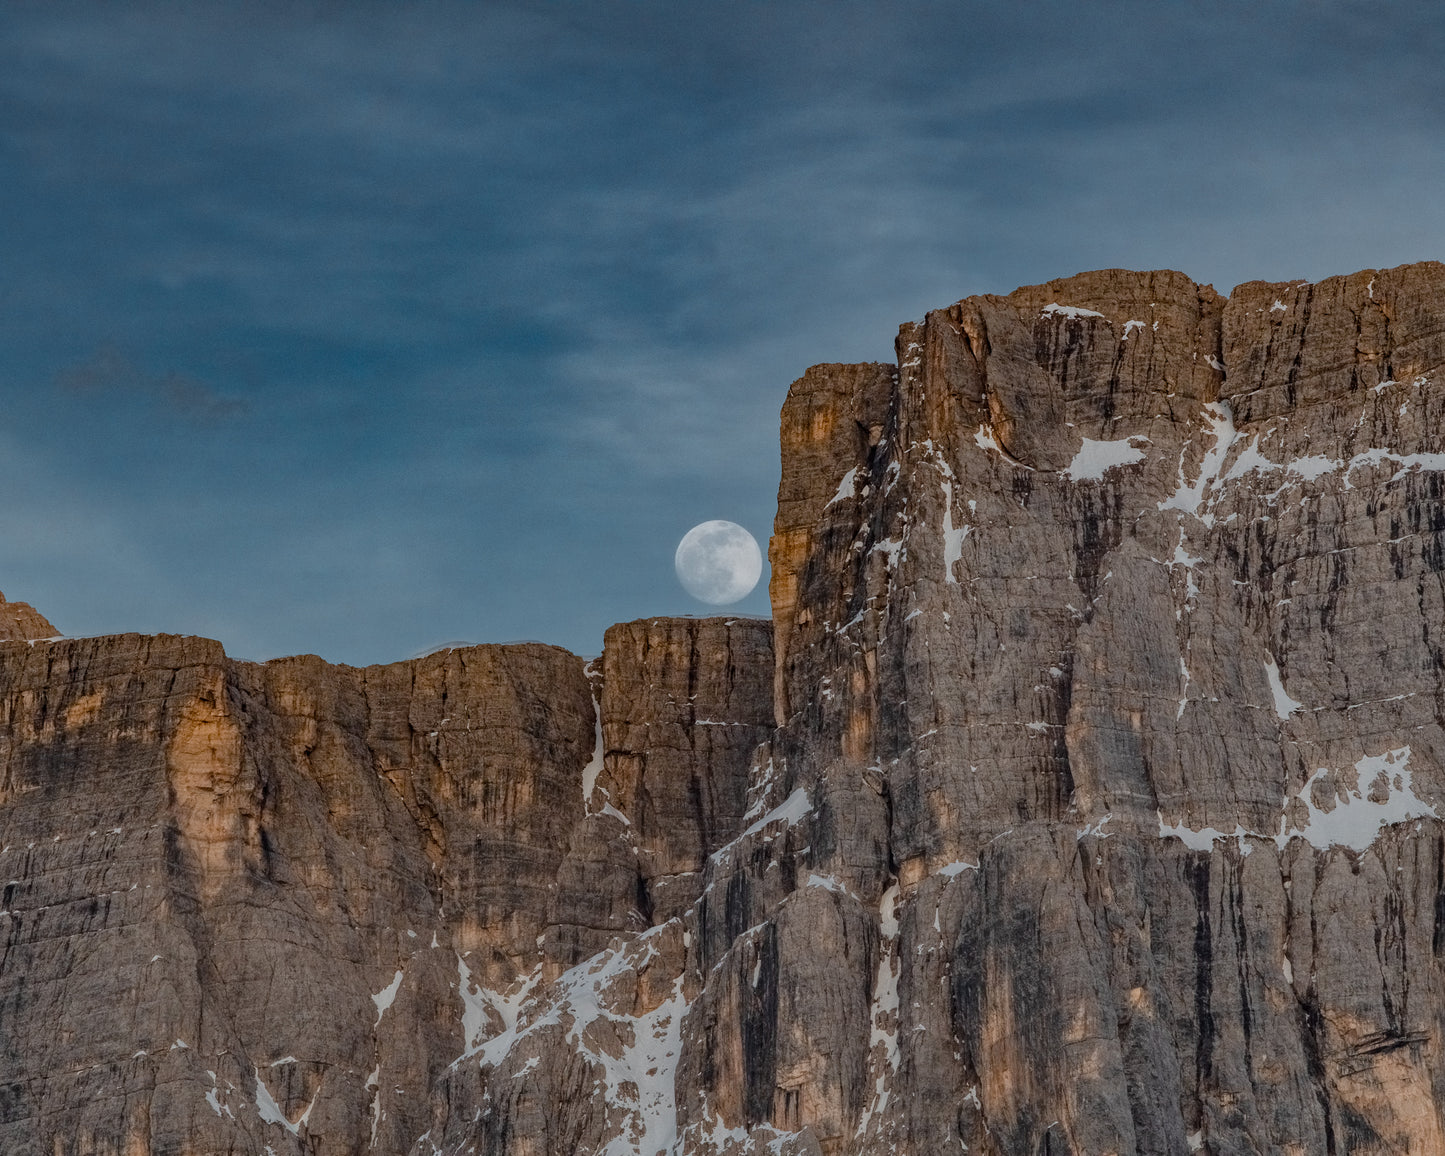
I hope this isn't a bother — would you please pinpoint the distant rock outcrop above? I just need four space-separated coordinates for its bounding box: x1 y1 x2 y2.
0 590 57 641
6 262 1445 1154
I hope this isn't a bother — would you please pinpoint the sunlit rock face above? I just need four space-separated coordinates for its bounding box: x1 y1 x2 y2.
6 262 1445 1155
0 590 57 641
752 261 1445 1156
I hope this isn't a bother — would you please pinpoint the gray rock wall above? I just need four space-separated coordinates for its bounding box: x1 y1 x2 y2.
5 261 1445 1154
740 261 1445 1156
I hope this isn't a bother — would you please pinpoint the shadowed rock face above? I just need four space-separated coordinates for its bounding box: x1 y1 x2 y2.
6 263 1445 1155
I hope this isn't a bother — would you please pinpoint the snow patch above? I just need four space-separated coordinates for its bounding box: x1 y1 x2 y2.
1159 401 1237 524
1281 747 1437 851
738 787 812 842
856 885 902 1138
1041 303 1105 320
827 467 859 508
467 926 689 1156
1159 746 1438 854
1157 814 1253 853
973 424 1004 456
372 969 404 1026
871 536 904 569
807 873 859 900
1077 814 1114 840
1286 454 1340 481
1062 436 1148 481
1215 437 1445 494
1223 435 1279 481
254 1073 316 1136
1263 656 1303 719
457 955 541 1057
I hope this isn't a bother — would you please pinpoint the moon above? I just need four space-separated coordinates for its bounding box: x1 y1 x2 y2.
674 521 763 605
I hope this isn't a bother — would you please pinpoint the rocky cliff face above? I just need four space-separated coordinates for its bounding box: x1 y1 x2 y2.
5 262 1445 1156
0 620 771 1155
754 262 1445 1156
0 590 58 641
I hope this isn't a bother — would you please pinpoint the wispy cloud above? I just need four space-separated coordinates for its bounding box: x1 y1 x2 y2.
55 344 248 422
0 1 1442 663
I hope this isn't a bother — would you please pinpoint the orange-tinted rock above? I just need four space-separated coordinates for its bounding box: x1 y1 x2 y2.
10 262 1445 1155
0 590 57 641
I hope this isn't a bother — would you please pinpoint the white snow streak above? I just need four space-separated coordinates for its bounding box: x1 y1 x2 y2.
1041 303 1105 320
931 445 970 583
366 1065 381 1148
581 661 605 810
1263 656 1304 719
254 1073 316 1136
856 884 901 1139
371 970 404 1026
827 467 859 508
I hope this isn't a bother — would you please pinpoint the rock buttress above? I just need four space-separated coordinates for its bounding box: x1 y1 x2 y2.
691 261 1445 1155
0 618 771 1155
9 262 1445 1155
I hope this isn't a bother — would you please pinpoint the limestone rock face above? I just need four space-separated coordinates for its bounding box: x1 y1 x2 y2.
6 262 1445 1155
0 590 58 641
596 616 776 923
0 619 770 1155
745 260 1445 1156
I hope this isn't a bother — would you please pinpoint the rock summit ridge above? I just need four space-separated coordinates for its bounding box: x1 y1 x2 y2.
0 589 58 642
5 261 1445 1154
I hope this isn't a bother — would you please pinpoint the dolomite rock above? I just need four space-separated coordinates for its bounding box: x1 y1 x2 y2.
0 590 57 641
0 618 771 1155
6 262 1445 1155
740 261 1445 1156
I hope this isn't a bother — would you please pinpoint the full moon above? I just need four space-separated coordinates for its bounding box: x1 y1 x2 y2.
674 521 763 605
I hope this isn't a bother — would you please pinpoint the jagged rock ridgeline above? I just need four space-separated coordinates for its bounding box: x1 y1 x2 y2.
5 261 1445 1154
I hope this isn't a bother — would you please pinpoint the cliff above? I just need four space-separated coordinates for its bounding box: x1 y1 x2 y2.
5 261 1445 1155
0 590 58 642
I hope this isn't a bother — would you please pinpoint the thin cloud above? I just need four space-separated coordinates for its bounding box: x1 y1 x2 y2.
55 344 248 422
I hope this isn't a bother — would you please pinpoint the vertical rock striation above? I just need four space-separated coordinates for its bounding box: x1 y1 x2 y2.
0 619 771 1155
6 262 1445 1154
728 261 1445 1156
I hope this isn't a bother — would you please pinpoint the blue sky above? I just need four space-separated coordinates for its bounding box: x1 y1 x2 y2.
2 1 1442 664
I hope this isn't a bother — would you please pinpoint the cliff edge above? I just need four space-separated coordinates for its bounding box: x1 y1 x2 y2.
5 262 1445 1155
